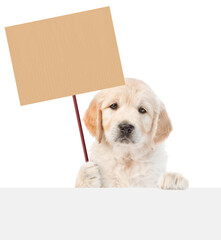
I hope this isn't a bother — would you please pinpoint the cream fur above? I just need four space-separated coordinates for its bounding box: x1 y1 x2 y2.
75 78 188 189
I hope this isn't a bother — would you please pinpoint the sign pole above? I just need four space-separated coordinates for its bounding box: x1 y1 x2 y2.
72 95 89 162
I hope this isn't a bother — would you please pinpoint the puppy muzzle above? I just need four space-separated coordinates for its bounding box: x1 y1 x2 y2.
115 122 135 144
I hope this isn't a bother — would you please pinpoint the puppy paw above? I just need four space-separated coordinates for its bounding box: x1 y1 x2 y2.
75 162 102 188
158 172 189 190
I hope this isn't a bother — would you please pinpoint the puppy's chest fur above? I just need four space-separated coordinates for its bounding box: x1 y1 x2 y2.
103 156 148 188
90 141 167 188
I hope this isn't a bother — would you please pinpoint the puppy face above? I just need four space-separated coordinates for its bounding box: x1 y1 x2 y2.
101 84 155 145
83 78 172 147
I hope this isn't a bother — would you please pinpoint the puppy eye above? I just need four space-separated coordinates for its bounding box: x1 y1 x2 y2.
138 107 147 114
109 103 118 110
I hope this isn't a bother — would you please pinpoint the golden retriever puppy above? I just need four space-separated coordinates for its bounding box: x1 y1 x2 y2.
75 78 188 189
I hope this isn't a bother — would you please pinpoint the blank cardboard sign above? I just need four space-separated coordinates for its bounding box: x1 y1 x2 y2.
5 7 125 105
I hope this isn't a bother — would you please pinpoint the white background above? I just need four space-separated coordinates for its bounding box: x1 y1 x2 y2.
0 0 221 187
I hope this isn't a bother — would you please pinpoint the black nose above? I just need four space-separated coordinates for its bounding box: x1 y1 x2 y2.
119 123 134 135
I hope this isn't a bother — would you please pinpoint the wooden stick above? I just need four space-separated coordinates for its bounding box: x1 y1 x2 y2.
72 95 89 162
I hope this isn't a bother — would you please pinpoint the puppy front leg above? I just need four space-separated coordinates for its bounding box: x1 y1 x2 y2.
75 162 102 188
158 172 189 190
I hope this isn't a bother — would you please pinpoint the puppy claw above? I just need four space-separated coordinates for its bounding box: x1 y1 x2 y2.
158 172 189 190
75 162 102 188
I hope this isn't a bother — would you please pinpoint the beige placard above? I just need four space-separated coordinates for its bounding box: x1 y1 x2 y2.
5 7 125 105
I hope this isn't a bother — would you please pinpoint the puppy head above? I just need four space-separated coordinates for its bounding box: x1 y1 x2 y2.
83 78 172 147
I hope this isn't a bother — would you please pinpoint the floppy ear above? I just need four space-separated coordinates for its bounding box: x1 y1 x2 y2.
152 105 172 145
83 96 103 143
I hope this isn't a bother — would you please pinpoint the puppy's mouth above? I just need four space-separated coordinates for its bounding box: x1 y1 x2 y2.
115 136 135 144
